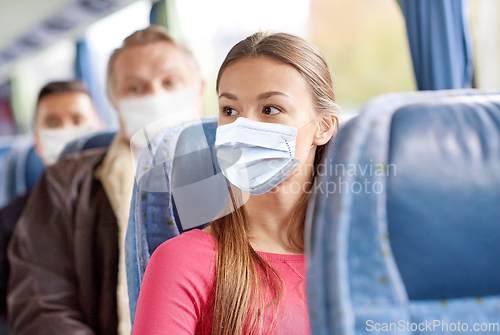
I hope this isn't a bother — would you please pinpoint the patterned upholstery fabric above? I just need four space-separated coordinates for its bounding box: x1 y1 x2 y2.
126 117 218 325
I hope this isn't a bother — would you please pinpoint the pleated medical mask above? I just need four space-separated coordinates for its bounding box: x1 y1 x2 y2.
118 89 199 149
215 117 312 195
38 125 96 165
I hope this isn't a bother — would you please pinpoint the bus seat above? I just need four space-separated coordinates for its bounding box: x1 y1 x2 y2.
126 117 219 326
0 136 17 207
0 131 115 209
24 146 45 192
59 130 117 157
307 90 500 335
0 136 44 208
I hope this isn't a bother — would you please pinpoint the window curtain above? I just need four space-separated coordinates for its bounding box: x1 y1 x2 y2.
399 0 474 90
150 0 181 39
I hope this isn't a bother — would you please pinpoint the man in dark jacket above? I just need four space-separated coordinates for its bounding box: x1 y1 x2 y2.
7 25 204 335
0 80 100 332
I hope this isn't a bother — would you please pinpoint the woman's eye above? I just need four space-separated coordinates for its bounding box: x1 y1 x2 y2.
222 107 238 117
263 106 281 115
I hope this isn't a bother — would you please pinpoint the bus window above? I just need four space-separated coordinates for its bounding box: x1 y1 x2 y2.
175 0 310 117
470 0 500 90
310 0 416 110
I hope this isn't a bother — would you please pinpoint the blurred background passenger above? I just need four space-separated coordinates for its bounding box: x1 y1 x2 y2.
34 81 101 165
7 25 203 335
0 80 100 332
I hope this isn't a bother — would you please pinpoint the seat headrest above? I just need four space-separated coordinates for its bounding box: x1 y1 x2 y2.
0 136 44 206
387 97 500 300
127 117 220 325
133 117 219 255
24 146 44 191
306 90 500 335
170 120 231 232
60 130 117 157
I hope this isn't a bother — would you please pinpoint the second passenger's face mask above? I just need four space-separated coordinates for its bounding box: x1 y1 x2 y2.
118 89 199 149
38 125 96 165
215 117 312 195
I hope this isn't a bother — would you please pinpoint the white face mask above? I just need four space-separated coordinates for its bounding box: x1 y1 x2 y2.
38 125 96 165
215 117 312 195
118 89 199 150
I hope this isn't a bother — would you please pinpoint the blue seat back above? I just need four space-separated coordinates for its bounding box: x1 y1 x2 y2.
24 146 45 191
0 136 44 207
126 117 218 325
0 136 17 207
60 130 117 157
307 90 500 335
0 130 116 209
387 101 500 300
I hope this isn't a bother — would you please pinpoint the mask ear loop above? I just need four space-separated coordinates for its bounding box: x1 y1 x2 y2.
296 119 315 160
298 117 332 131
298 144 314 160
321 117 332 131
298 119 314 130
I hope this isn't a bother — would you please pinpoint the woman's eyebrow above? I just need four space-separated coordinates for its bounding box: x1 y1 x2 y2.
219 91 290 100
219 92 237 100
257 91 289 100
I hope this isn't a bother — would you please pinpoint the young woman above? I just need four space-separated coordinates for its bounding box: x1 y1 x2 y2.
132 32 339 335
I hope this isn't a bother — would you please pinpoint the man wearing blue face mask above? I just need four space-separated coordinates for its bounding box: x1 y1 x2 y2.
7 25 204 335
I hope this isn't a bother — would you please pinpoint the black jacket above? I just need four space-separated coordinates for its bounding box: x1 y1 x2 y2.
0 193 30 334
7 148 119 335
0 193 29 316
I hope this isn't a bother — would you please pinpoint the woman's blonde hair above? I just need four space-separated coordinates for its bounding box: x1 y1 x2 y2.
209 32 339 335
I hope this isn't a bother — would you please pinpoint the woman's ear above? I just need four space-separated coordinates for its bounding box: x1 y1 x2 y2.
312 115 336 146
